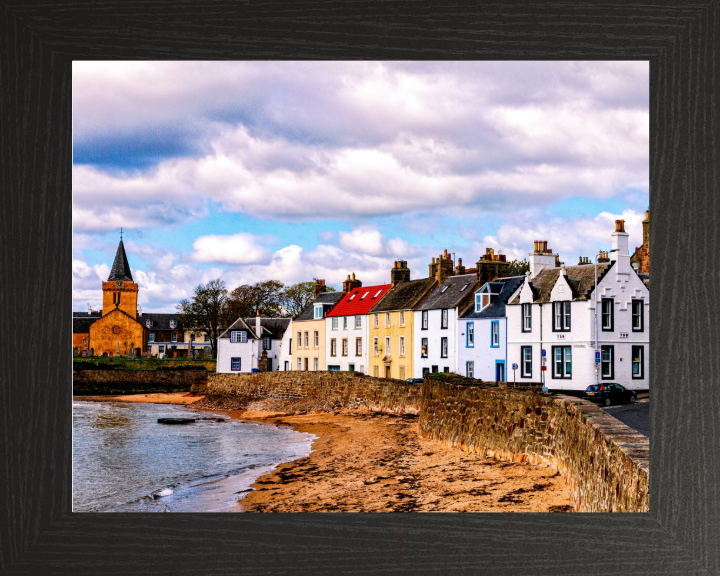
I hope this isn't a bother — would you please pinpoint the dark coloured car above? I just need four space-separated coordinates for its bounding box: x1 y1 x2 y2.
583 383 637 406
406 378 424 383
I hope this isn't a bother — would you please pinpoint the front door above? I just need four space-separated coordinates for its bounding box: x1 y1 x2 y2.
385 365 391 379
348 363 355 372
284 361 289 371
267 358 273 371
495 361 505 382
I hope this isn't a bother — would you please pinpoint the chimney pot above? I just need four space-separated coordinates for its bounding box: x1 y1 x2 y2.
543 241 548 252
615 219 625 233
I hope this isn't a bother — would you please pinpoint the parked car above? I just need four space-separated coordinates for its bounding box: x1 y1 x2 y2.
406 378 424 383
583 383 637 406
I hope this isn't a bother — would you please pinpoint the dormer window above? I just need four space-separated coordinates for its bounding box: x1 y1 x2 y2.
314 305 323 319
146 320 153 328
169 320 176 329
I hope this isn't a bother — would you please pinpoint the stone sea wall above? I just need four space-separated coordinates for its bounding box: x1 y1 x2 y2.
73 370 208 395
205 371 422 414
419 378 649 513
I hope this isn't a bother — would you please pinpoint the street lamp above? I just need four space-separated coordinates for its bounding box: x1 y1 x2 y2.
594 249 618 384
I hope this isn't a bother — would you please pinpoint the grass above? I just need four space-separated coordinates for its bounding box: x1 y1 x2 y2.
73 356 216 372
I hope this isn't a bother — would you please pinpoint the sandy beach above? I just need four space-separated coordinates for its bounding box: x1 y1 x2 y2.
76 393 573 512
77 392 204 405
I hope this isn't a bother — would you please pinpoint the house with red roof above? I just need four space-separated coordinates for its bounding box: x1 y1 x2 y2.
325 275 392 373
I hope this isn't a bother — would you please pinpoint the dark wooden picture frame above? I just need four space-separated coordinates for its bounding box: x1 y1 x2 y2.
2 2 718 574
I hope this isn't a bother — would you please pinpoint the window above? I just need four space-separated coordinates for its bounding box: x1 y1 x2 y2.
441 285 449 293
421 338 428 358
190 333 196 342
632 346 644 379
262 337 270 350
632 299 644 332
374 314 379 328
443 367 449 373
460 284 468 292
385 337 391 355
400 311 405 326
522 304 532 332
298 357 302 370
399 366 405 380
441 337 448 358
373 366 379 377
289 338 292 353
361 291 370 300
314 305 323 319
332 318 338 330
343 317 348 330
297 331 302 347
146 319 153 328
432 365 438 373
355 316 361 329
230 357 241 371
441 309 448 329
169 320 176 329
330 339 337 356
342 338 348 356
475 294 482 312
314 358 319 371
553 301 571 331
552 346 572 379
373 289 383 298
304 332 309 348
204 334 209 343
521 346 532 378
491 321 499 347
373 337 379 356
422 310 428 330
422 367 430 376
149 333 155 342
601 345 614 379
386 313 391 327
349 293 357 300
400 336 405 356
466 361 474 378
171 333 177 343
304 358 308 371
314 331 319 348
601 298 614 331
466 322 474 347
356 338 362 356
158 345 165 354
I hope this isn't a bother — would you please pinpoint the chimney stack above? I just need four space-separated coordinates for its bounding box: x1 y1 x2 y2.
313 278 327 299
611 219 630 274
255 309 261 338
430 250 454 284
476 247 510 284
529 240 556 279
455 257 465 275
342 273 362 294
391 260 411 286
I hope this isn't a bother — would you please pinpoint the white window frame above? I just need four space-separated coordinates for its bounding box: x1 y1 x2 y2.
522 304 532 332
230 357 241 371
356 338 362 356
441 337 448 358
298 357 302 370
342 338 348 356
149 333 155 342
343 317 348 330
466 361 474 378
314 331 319 348
400 311 405 326
373 337 379 356
331 338 337 356
466 322 474 347
262 337 270 350
331 317 338 330
304 332 309 348
521 346 532 377
441 309 448 329
314 358 319 371
385 337 390 355
355 316 361 329
386 313 391 327
422 310 428 330
421 338 428 358
314 305 323 319
491 322 499 347
400 336 405 356
171 333 177 343
297 331 302 347
374 314 379 328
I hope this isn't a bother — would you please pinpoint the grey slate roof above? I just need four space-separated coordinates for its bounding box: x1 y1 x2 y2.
369 278 437 313
293 290 344 321
416 273 482 311
73 317 98 333
508 262 615 305
219 317 256 339
107 240 134 281
460 276 525 319
140 313 180 330
73 311 102 318
244 317 290 340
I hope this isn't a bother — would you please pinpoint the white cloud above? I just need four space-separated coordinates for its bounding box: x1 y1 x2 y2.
190 233 271 265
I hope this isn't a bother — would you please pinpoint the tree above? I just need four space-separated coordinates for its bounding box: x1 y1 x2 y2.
507 258 530 277
281 280 336 316
177 278 227 359
224 280 285 324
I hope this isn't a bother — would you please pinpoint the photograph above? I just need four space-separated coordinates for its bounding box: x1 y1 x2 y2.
72 60 650 513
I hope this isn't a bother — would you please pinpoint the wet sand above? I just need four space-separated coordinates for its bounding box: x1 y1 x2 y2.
76 392 204 405
219 407 573 513
76 394 573 512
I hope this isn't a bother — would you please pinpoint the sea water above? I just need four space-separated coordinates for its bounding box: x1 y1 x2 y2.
72 401 315 512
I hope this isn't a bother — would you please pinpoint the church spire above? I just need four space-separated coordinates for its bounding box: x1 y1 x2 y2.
108 235 134 282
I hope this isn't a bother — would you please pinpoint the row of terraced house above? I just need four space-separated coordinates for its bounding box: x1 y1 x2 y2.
217 216 650 392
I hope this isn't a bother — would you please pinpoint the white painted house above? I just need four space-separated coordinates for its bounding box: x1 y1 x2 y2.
506 221 649 391
325 284 392 373
413 274 481 377
216 316 290 374
458 276 525 382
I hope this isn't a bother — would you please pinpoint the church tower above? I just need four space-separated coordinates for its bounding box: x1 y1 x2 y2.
102 238 139 318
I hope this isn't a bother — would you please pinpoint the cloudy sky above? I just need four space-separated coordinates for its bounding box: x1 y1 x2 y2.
73 61 649 313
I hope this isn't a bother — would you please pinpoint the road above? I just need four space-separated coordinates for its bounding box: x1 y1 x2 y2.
602 399 649 437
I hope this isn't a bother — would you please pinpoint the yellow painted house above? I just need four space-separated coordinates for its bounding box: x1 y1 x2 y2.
368 273 436 380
